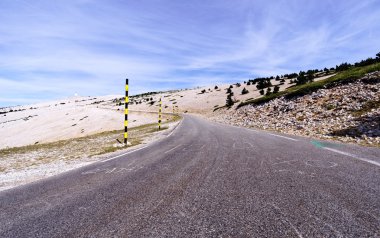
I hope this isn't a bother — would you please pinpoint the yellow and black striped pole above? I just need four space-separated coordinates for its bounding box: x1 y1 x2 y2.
124 78 129 145
158 98 162 130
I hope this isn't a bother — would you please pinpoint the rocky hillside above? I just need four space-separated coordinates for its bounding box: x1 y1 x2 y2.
211 71 380 147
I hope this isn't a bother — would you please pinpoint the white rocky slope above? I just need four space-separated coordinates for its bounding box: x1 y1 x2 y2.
210 72 380 147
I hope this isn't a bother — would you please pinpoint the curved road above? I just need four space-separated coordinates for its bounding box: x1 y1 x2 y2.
1 115 379 237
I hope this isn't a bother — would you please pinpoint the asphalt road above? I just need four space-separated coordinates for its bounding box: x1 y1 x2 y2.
1 115 379 237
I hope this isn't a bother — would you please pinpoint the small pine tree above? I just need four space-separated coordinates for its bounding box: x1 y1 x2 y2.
226 88 232 94
266 87 272 95
229 85 233 88
247 81 251 85
296 71 307 85
214 85 218 90
236 83 241 87
241 87 249 95
273 85 280 93
226 93 234 106
259 89 264 95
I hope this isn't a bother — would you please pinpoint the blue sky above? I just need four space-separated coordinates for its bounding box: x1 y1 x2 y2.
0 0 379 106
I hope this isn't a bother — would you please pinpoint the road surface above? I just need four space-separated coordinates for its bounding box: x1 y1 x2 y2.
1 115 379 237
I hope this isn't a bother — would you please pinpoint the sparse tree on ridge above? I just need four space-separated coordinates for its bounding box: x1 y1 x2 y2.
241 87 249 95
296 71 307 85
306 70 314 82
259 89 264 95
335 62 351 72
273 85 280 93
226 92 234 106
256 78 272 90
266 87 272 96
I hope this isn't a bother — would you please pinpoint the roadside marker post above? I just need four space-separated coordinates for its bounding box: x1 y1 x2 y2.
158 98 162 130
124 78 129 145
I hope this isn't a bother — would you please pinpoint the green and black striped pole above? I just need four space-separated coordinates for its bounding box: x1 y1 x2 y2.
124 78 129 145
158 98 162 130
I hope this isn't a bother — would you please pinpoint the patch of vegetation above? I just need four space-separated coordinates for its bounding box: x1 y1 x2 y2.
351 99 380 117
296 115 305 121
325 104 335 110
265 87 272 96
286 63 380 98
256 78 272 90
226 91 235 107
238 62 380 107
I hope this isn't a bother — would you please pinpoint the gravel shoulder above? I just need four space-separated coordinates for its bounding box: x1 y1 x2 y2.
0 114 181 191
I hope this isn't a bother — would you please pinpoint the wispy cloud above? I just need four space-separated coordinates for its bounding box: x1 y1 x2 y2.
0 0 379 106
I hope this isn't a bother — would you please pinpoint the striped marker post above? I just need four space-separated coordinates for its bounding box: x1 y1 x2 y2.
124 79 129 145
158 98 162 130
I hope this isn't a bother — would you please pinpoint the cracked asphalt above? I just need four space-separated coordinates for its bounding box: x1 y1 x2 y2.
0 115 379 237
